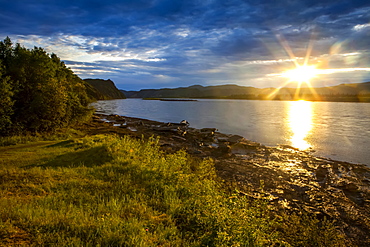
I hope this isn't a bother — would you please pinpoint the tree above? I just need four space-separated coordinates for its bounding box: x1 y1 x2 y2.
0 61 14 135
0 37 93 134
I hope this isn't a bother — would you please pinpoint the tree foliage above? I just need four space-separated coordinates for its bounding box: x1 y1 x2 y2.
0 37 93 135
0 61 14 134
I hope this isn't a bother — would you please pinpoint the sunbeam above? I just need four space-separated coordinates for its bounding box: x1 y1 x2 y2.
269 32 321 100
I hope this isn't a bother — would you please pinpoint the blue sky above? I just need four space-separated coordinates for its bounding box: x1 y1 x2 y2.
1 0 370 90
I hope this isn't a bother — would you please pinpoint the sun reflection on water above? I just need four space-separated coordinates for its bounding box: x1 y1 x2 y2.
288 100 313 150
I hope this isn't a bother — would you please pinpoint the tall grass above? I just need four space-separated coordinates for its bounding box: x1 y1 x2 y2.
0 134 346 246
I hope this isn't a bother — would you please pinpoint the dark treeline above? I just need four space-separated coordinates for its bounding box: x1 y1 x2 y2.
0 37 93 135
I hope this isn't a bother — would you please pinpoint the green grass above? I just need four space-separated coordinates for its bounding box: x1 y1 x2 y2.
0 128 84 147
0 134 346 246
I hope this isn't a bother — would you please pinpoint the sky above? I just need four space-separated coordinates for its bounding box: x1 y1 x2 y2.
1 0 370 90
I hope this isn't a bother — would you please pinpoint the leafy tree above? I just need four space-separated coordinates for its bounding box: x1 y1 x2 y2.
0 61 14 135
0 37 93 134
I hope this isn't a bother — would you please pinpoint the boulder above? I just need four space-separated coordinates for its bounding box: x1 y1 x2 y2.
200 128 217 133
230 142 259 155
180 120 190 126
216 143 231 156
227 135 245 144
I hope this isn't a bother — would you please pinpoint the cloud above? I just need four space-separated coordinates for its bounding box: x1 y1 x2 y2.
1 0 370 90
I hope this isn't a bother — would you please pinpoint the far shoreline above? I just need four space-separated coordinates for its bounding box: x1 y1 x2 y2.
121 96 370 103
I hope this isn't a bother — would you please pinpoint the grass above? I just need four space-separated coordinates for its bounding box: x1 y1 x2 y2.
0 128 84 147
0 134 347 246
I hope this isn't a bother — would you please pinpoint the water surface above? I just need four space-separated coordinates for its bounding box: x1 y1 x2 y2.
91 99 370 166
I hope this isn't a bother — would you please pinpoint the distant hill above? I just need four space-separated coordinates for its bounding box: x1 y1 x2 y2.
84 79 126 100
121 82 370 102
121 84 260 98
84 82 106 100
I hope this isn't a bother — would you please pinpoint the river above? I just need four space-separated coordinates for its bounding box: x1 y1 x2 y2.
91 99 370 166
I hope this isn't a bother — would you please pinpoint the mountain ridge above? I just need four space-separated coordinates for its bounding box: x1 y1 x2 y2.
84 79 126 100
121 81 370 102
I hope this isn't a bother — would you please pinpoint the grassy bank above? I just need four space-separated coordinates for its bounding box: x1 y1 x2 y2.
0 133 346 246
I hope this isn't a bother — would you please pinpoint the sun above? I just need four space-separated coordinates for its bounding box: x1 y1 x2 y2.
267 33 323 100
282 65 318 84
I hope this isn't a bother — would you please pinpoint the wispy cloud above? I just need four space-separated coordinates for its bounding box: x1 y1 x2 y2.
1 0 370 90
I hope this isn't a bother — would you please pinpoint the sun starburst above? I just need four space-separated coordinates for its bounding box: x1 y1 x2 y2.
282 65 318 84
267 32 320 100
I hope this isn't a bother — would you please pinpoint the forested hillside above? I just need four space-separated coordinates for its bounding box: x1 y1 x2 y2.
0 37 93 135
84 78 126 99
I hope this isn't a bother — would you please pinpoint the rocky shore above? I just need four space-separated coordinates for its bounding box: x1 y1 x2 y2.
80 113 370 246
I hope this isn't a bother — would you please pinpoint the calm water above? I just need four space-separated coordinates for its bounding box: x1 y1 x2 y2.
91 99 370 166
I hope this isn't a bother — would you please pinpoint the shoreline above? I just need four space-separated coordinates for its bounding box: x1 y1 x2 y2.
93 98 370 167
124 96 370 103
80 113 370 246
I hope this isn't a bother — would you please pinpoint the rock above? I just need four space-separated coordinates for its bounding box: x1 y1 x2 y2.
180 120 190 126
211 143 219 148
279 144 300 151
227 135 245 144
108 114 126 121
152 126 179 131
177 129 187 136
342 182 359 192
92 115 101 121
199 128 217 138
188 149 203 155
217 143 231 152
173 136 187 142
166 121 189 127
160 142 174 147
200 128 217 132
316 166 328 182
193 128 217 142
230 142 259 155
216 136 230 142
